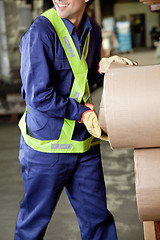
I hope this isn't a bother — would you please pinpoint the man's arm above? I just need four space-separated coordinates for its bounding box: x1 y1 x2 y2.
20 23 89 122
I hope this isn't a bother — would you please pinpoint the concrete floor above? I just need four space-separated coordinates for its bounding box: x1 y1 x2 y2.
0 48 157 240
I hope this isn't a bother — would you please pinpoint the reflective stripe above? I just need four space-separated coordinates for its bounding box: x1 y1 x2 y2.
83 34 90 60
73 92 80 101
19 111 100 153
84 92 89 102
83 80 92 104
51 144 72 150
63 36 75 58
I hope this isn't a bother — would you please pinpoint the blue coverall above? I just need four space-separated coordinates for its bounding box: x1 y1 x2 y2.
15 8 117 240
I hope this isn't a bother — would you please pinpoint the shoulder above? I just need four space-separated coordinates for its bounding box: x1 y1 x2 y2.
31 15 56 35
20 15 56 50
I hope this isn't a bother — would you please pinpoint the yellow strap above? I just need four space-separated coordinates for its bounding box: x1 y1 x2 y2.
41 9 91 141
19 112 101 153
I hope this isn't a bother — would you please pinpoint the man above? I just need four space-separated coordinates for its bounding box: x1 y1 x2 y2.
15 0 134 239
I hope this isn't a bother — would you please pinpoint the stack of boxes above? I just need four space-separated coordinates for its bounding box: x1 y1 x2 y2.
116 21 132 53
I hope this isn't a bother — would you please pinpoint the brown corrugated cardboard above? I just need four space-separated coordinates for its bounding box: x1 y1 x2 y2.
134 148 160 221
98 90 108 135
99 62 160 223
99 63 160 149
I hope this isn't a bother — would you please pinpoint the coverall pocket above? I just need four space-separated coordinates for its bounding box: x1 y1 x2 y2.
27 151 59 173
53 59 72 96
19 128 59 172
26 112 62 140
54 58 70 70
26 112 48 132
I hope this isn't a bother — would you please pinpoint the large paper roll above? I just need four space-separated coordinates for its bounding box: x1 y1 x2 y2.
99 63 160 149
134 148 160 221
98 62 160 222
98 89 108 134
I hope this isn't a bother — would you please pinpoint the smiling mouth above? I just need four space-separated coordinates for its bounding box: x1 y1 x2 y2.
55 2 69 8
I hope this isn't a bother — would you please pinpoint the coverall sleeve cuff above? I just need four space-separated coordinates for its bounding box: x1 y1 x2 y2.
78 104 94 123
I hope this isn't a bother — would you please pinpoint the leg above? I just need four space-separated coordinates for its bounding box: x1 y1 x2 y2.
65 145 117 240
14 136 73 240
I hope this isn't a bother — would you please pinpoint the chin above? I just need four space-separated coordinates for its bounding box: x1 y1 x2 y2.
55 9 67 19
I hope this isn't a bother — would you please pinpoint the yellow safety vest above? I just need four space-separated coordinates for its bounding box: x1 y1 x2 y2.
19 8 101 153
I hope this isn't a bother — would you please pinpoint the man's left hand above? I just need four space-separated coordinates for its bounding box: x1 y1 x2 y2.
99 55 138 73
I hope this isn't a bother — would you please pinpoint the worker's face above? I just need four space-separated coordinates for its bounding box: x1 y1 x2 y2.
53 0 90 26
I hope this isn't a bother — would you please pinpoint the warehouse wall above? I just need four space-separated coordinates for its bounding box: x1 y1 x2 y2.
0 0 20 81
114 2 160 47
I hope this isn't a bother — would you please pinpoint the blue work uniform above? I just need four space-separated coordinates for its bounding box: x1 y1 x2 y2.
14 8 117 240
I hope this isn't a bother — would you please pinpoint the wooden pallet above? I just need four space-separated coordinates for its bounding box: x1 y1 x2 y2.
143 222 160 240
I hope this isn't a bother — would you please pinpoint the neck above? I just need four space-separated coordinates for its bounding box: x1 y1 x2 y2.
73 14 85 39
76 23 83 39
68 12 85 38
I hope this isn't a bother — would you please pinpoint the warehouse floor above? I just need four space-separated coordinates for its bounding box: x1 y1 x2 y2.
0 48 156 240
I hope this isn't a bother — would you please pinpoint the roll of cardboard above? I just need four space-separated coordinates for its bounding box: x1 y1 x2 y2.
98 90 108 135
99 63 160 149
134 148 160 221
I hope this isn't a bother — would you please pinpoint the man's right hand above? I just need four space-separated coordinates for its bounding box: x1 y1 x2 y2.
80 104 108 141
83 110 102 139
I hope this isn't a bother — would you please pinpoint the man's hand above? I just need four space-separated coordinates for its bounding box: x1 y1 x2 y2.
83 111 102 138
99 55 138 73
80 104 108 141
